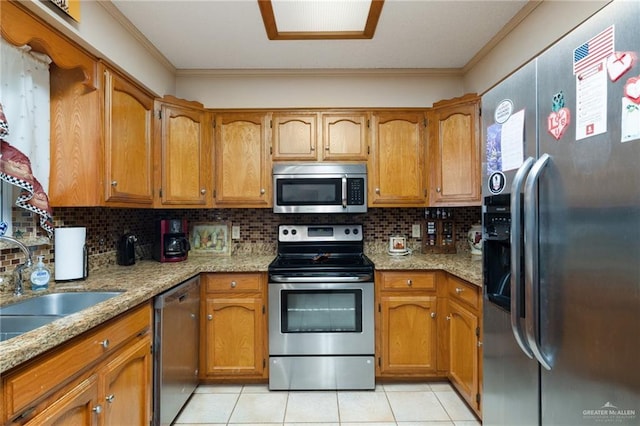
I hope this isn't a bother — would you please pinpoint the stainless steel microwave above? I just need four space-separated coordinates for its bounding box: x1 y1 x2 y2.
273 163 367 214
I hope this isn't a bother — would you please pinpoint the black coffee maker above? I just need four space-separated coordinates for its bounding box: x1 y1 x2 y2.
153 219 190 262
117 233 137 266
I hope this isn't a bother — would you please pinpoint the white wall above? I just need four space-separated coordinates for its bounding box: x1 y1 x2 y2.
463 1 609 95
176 70 463 109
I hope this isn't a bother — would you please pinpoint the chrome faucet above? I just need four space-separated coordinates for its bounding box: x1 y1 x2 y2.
0 235 33 296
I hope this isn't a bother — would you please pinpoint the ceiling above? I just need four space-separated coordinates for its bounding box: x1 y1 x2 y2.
109 0 533 72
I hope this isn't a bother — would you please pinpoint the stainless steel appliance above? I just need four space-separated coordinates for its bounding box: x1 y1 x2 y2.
153 276 200 426
272 163 367 214
153 219 190 263
268 224 375 390
482 2 640 424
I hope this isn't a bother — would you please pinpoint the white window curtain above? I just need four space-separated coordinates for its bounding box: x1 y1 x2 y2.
0 38 53 237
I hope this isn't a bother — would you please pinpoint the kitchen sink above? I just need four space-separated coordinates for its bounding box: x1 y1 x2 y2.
0 291 123 342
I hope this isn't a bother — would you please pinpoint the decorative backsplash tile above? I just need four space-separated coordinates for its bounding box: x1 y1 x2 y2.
0 206 481 276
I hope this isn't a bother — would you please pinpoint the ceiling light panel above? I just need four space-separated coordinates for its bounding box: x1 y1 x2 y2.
271 0 372 32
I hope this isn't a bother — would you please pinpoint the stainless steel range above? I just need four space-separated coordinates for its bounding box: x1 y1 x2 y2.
268 224 375 390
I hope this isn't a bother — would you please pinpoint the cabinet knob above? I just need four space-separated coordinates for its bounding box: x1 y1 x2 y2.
111 181 118 187
446 315 451 321
230 281 237 288
310 146 315 151
436 187 441 193
207 314 213 320
375 188 380 194
106 394 115 404
430 312 436 318
93 405 103 414
455 287 464 294
200 188 206 195
260 188 266 194
100 339 110 349
478 341 483 347
407 279 412 287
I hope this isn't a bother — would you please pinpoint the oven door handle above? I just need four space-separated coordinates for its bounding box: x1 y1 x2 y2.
270 274 373 283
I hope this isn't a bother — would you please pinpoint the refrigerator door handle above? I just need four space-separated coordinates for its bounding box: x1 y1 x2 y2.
510 156 535 359
524 152 552 370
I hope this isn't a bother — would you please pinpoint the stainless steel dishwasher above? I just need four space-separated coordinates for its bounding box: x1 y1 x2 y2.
153 276 200 426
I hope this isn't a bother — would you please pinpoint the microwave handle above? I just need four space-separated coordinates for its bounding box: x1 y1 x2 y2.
342 177 347 208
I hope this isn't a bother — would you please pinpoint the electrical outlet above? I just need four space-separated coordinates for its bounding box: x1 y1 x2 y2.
232 226 240 240
412 224 421 238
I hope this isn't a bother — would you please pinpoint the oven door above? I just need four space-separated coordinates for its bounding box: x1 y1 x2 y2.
268 281 374 356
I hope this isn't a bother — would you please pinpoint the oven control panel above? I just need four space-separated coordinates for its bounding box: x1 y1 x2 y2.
278 224 363 242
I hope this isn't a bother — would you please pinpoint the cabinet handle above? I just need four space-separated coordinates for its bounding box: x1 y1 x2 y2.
100 339 110 349
230 281 237 288
200 188 206 195
436 187 441 193
207 314 213 320
375 188 380 194
407 279 412 287
93 405 103 414
430 312 436 318
111 181 118 187
106 394 115 404
455 287 464 294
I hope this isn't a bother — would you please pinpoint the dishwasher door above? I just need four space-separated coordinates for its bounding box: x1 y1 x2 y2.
153 276 200 426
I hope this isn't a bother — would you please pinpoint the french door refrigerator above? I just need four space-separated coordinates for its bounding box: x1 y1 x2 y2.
481 1 640 425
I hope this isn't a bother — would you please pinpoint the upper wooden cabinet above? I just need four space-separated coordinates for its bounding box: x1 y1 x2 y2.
103 65 155 207
369 111 428 206
272 111 369 161
154 96 212 207
428 94 481 206
213 112 272 207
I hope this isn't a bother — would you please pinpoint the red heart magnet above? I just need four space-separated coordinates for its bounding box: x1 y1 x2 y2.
624 77 640 104
548 107 571 140
607 52 634 82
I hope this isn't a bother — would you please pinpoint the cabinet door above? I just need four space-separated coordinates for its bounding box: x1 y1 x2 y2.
447 299 479 411
369 111 428 206
156 102 211 207
203 297 265 377
429 95 480 205
100 335 153 426
378 295 437 375
103 67 154 206
214 113 271 206
23 375 99 426
272 112 318 160
321 112 369 161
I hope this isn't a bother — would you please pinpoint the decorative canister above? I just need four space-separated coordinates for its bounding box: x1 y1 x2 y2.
467 223 483 255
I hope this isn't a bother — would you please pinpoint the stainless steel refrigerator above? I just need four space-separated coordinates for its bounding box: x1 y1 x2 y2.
481 1 640 424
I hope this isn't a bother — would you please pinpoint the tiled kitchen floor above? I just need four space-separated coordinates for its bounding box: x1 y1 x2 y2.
173 382 481 425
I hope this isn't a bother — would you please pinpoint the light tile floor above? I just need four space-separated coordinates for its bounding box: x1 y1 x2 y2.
173 382 481 425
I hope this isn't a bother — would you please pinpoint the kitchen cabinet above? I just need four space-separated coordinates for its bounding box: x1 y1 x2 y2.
103 64 155 206
201 273 267 380
213 113 272 207
0 303 153 425
428 94 481 206
376 271 439 377
154 96 212 207
443 274 482 416
369 111 428 206
272 111 368 161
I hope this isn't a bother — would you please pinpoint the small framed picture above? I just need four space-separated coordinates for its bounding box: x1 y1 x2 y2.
190 222 230 256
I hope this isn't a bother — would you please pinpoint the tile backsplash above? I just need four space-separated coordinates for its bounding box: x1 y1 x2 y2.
0 206 481 275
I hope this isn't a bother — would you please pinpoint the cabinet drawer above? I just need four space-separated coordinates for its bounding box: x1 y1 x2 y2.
3 303 151 419
205 273 262 292
447 276 480 310
379 271 436 291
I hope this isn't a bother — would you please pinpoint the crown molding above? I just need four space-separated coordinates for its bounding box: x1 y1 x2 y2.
175 68 464 78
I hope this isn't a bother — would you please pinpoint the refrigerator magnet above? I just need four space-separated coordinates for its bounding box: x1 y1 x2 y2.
607 52 635 82
548 91 571 140
623 76 640 103
488 171 506 195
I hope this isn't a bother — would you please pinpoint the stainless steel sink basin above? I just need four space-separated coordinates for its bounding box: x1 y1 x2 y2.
0 292 123 342
0 291 123 316
0 315 62 342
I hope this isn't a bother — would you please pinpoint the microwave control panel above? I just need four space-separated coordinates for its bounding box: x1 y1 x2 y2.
347 178 365 205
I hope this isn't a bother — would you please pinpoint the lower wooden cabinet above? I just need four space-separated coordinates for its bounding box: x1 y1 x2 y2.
200 273 267 380
1 303 153 425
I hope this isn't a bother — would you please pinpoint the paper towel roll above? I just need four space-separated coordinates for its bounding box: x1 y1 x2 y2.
54 227 87 281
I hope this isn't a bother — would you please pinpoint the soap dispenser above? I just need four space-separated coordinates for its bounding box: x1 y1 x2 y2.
31 255 51 291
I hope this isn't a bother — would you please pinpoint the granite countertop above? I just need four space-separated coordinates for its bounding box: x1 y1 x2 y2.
0 252 481 374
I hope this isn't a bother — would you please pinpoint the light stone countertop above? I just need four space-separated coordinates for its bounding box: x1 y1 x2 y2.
0 252 482 374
